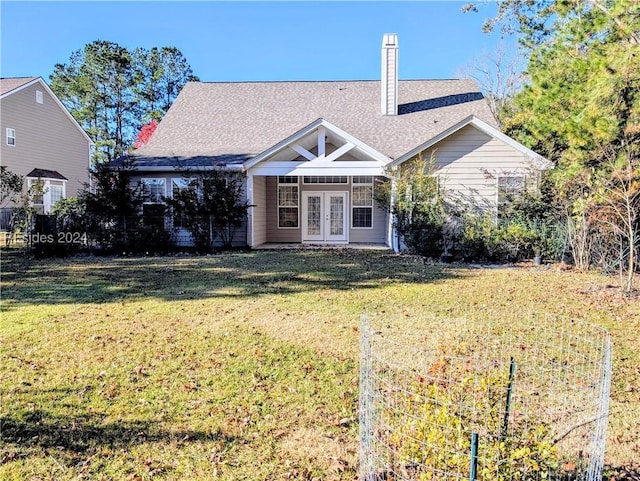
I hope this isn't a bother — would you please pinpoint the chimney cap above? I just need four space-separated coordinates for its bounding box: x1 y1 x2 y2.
382 33 398 47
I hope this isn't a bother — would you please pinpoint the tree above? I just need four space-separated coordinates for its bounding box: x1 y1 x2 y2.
375 154 446 258
466 0 640 290
0 166 23 208
132 119 158 150
51 41 197 163
167 169 249 250
456 42 526 127
133 47 198 122
78 160 144 249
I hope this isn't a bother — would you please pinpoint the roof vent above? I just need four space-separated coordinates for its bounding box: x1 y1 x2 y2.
381 33 398 116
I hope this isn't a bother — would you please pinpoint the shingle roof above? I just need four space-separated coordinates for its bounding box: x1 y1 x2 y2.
26 168 68 180
0 77 38 96
131 79 497 166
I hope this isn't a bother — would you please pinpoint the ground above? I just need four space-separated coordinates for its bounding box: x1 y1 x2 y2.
0 249 638 480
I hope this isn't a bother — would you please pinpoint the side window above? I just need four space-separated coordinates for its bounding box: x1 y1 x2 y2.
278 176 299 228
6 128 16 146
141 178 166 203
352 176 373 228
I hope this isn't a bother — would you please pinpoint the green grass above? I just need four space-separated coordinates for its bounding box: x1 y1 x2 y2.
1 249 638 480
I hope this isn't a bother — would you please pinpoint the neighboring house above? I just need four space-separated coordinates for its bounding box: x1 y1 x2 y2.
124 34 551 250
0 77 94 222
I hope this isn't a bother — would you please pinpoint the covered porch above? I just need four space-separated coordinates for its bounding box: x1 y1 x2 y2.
243 118 394 249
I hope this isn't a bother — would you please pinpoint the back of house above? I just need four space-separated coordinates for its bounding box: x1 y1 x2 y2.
124 34 550 251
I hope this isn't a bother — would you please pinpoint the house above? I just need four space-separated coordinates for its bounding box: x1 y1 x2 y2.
125 34 551 251
0 77 94 222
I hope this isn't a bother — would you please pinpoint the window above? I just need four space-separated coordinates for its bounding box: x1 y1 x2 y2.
171 178 195 229
278 176 299 228
28 179 44 205
352 176 373 228
303 176 348 184
36 90 43 104
6 128 15 146
49 181 64 207
142 178 166 203
498 175 526 215
27 177 66 213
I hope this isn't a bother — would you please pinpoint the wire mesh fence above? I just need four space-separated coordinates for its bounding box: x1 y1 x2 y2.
359 313 612 481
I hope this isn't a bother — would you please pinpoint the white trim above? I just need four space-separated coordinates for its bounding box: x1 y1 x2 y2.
351 178 374 230
291 144 316 161
301 191 349 244
246 174 254 246
277 176 299 229
1 77 94 146
391 115 553 170
243 118 391 170
317 126 326 157
325 142 355 162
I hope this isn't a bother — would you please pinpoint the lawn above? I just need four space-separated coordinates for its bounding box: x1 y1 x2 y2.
1 249 638 480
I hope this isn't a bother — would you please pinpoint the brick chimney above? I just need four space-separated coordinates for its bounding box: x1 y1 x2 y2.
381 33 399 116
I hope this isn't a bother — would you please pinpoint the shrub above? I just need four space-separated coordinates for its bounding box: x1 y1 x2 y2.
388 359 559 480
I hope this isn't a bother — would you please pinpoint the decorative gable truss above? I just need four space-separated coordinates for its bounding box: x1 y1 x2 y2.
243 118 391 177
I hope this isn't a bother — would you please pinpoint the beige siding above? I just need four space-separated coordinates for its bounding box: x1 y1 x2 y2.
264 176 388 244
251 176 267 245
420 124 538 211
266 176 301 242
0 81 91 202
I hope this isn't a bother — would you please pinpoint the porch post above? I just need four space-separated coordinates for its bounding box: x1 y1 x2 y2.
246 173 254 247
388 176 399 252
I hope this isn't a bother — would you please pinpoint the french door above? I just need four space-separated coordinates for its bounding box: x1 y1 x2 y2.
302 192 348 243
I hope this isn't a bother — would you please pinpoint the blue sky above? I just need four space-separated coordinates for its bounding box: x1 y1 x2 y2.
1 1 512 82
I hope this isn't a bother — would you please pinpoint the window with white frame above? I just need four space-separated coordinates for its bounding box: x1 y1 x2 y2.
278 176 299 228
27 178 66 213
49 181 64 207
303 176 348 184
142 178 166 203
352 176 373 229
36 90 43 104
6 128 15 146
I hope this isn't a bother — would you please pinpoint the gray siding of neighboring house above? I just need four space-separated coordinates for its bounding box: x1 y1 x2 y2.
129 172 248 247
420 124 538 211
0 82 91 202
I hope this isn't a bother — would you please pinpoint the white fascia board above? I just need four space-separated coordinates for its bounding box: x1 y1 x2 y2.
243 118 325 170
320 119 391 163
250 160 388 177
2 77 95 146
392 115 553 170
244 118 391 171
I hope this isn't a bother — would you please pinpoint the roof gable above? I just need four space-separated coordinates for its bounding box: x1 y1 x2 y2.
0 77 94 146
244 118 390 170
0 77 38 96
391 115 553 170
